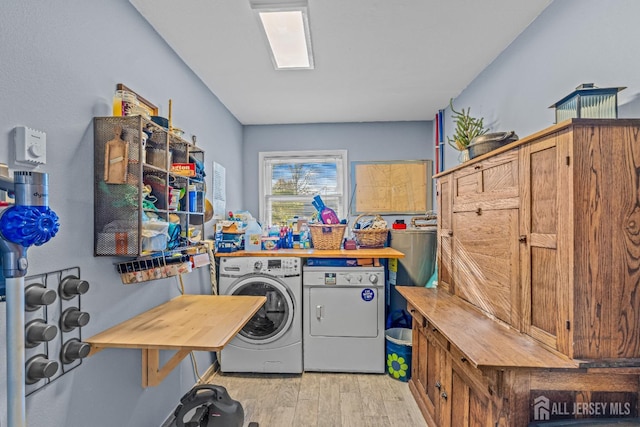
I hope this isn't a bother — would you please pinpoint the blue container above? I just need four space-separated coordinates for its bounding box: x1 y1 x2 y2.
385 328 412 382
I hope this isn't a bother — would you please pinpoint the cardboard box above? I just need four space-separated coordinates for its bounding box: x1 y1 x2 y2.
170 163 196 177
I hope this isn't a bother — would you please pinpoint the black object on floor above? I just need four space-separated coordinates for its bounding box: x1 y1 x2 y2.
171 384 255 427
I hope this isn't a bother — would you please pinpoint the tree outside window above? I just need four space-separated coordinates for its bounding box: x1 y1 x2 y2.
259 150 348 227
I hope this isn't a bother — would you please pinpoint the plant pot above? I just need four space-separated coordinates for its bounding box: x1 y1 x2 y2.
458 149 470 163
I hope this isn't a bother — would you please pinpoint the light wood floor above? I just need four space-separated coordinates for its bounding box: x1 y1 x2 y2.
204 371 428 427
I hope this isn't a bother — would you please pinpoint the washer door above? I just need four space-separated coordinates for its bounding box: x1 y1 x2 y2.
228 274 294 345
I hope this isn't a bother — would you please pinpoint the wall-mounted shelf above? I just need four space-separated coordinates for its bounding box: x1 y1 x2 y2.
94 116 206 257
85 295 265 387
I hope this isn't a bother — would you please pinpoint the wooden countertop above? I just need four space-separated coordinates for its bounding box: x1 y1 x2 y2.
397 286 579 370
216 247 404 258
86 294 266 387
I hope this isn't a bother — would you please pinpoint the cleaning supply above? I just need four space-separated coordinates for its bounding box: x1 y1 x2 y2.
244 219 262 251
299 222 310 249
312 195 340 224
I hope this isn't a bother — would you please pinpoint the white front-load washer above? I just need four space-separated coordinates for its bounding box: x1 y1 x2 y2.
219 256 302 373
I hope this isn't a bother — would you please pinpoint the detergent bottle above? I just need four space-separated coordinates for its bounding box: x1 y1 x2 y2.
312 195 340 224
244 219 262 251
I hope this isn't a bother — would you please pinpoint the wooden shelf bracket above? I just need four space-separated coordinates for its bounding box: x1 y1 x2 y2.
142 348 191 388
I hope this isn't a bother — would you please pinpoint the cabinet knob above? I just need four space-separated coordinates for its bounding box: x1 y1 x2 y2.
435 381 441 390
519 235 527 243
460 356 467 363
441 391 448 400
447 230 453 236
475 207 482 215
474 164 482 170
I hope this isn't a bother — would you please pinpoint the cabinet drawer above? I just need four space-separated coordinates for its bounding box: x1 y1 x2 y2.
425 324 449 350
408 304 428 331
453 150 519 209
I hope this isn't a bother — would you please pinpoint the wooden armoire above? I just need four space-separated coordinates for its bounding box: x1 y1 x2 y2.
399 119 640 426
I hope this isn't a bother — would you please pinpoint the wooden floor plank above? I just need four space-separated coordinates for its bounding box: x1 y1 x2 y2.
318 375 341 427
205 371 427 427
340 392 364 427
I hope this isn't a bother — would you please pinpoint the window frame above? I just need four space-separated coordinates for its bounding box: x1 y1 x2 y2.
258 149 349 226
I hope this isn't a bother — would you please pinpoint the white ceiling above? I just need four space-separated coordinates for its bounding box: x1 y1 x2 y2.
130 0 552 125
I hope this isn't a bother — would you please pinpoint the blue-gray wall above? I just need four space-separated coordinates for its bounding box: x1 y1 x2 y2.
1 1 243 427
242 121 433 221
442 0 640 171
3 0 640 426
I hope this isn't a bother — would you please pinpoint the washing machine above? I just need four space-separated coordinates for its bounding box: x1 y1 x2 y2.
219 256 302 373
303 265 386 373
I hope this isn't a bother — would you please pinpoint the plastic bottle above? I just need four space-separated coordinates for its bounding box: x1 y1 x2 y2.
312 195 340 224
299 223 310 249
244 219 262 251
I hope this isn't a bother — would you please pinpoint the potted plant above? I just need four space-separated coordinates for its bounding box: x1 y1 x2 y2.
446 99 488 161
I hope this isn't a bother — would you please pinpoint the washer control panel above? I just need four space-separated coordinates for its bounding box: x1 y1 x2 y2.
221 257 301 277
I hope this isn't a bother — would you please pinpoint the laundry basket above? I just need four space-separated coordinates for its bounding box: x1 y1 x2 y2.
352 214 389 248
385 328 412 382
309 224 346 250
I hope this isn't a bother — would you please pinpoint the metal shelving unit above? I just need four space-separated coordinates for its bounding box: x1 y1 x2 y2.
94 116 205 257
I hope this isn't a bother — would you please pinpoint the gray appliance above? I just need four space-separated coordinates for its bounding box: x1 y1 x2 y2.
388 216 437 313
219 257 302 373
303 265 385 373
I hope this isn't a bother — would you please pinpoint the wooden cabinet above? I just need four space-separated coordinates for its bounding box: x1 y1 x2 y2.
400 286 640 427
408 301 499 427
406 119 640 426
519 132 566 352
442 150 521 326
93 116 205 257
518 120 640 359
436 119 640 359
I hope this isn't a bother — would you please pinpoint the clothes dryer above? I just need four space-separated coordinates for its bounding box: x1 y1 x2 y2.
219 257 302 373
303 265 386 373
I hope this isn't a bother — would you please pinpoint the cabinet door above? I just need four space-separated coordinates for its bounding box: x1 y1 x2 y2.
453 208 520 324
433 340 452 427
411 311 434 420
447 367 494 427
437 176 453 292
519 134 569 354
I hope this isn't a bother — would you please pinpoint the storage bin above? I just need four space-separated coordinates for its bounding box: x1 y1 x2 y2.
309 224 346 250
141 221 169 253
385 328 412 382
352 213 389 248
146 147 171 168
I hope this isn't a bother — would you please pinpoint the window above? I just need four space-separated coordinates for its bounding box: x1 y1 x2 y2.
259 150 348 226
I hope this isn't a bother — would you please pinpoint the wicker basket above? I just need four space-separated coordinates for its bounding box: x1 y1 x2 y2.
352 214 389 248
309 224 346 250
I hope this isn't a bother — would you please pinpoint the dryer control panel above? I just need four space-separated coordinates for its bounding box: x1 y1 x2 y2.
303 266 385 287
